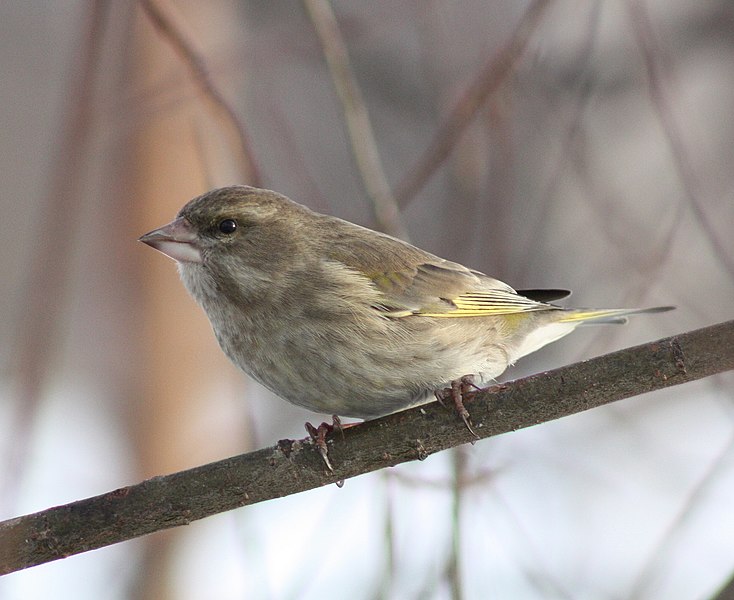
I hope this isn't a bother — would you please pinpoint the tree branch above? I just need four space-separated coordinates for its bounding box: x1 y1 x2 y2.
1 320 732 575
394 0 552 207
139 0 262 186
625 0 734 282
303 0 408 239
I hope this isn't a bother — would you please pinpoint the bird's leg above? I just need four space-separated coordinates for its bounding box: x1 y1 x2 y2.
435 375 480 439
305 415 343 472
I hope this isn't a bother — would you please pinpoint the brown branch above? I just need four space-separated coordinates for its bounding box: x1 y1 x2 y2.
713 570 734 600
303 0 408 239
394 0 553 207
1 320 733 575
138 0 262 186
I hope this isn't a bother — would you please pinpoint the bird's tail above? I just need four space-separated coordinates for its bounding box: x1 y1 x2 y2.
558 305 674 325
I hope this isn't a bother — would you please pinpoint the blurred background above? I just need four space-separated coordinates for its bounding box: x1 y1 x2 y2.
1 1 733 598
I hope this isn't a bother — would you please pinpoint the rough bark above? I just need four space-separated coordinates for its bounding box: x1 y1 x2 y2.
1 319 732 576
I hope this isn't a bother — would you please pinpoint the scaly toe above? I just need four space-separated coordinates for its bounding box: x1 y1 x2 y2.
305 420 335 472
436 376 481 440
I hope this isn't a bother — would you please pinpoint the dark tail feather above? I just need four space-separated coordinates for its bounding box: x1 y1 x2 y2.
517 289 572 303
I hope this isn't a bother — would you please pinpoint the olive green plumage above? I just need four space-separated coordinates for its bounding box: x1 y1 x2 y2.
140 186 672 418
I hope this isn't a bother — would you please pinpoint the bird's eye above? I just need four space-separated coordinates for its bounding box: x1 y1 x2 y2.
218 219 237 234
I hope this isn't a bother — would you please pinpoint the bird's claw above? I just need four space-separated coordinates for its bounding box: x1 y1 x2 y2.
305 415 343 471
435 375 481 440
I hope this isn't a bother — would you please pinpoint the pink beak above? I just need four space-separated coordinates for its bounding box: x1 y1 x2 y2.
139 217 203 264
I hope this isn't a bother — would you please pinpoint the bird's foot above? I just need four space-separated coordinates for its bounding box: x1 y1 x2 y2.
305 415 343 472
435 375 481 440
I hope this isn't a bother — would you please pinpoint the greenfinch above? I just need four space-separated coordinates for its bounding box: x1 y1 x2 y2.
140 186 672 420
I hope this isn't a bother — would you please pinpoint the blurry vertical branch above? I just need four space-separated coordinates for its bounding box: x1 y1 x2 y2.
139 0 262 186
516 2 602 285
3 1 109 512
395 0 552 206
0 320 732 576
627 427 734 598
625 0 734 282
303 0 408 240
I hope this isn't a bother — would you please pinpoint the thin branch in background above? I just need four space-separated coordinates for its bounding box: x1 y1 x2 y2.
516 1 602 284
303 0 408 240
263 87 325 209
561 70 685 359
491 487 575 599
447 448 467 600
569 152 685 362
627 427 734 598
138 0 262 187
570 143 683 292
394 0 553 207
2 0 110 515
388 468 497 491
1 320 732 575
375 473 396 600
625 0 734 283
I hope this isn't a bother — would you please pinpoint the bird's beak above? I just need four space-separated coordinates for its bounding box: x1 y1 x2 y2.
139 217 203 264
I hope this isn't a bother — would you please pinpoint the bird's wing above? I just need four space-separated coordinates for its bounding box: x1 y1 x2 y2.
322 229 556 318
371 263 558 318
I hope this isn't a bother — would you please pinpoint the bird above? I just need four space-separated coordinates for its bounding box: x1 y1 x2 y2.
139 185 673 430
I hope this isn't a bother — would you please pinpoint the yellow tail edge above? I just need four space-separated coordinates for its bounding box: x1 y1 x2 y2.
558 306 675 325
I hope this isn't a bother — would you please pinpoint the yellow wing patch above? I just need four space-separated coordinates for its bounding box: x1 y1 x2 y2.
414 291 553 318
557 309 626 323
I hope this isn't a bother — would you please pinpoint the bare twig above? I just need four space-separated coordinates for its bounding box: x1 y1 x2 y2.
516 1 602 284
447 448 467 600
377 473 396 600
303 0 407 239
1 320 733 575
491 488 576 598
138 0 262 186
625 0 734 282
628 427 734 598
394 0 553 206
